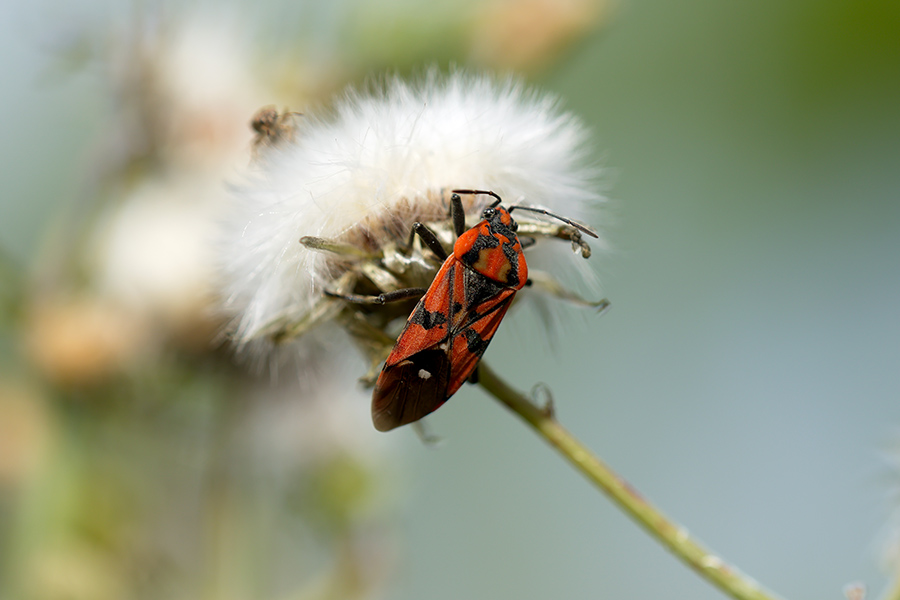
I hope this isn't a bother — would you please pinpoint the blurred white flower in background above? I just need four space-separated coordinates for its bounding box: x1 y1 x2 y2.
27 10 293 381
89 178 219 340
13 8 395 600
87 12 286 339
7 1 612 598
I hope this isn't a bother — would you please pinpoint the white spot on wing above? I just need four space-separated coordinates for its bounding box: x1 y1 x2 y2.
418 369 432 380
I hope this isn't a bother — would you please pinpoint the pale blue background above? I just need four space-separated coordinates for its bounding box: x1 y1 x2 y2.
395 2 900 599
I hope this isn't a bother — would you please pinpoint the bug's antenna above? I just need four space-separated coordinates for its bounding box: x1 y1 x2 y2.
452 189 502 208
452 189 598 237
508 205 599 238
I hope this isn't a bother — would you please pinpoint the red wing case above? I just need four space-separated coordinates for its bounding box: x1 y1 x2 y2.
372 259 516 431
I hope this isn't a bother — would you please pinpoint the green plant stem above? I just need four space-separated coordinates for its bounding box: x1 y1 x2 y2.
477 362 785 600
882 575 900 600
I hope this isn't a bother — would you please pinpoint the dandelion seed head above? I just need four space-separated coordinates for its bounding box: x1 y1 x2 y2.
221 71 601 357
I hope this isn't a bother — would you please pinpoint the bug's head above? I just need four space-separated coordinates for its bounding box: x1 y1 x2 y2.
481 202 518 232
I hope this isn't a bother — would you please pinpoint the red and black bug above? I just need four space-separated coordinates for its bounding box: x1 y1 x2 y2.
329 189 598 431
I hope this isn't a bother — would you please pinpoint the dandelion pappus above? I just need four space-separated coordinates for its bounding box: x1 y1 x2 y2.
328 189 599 432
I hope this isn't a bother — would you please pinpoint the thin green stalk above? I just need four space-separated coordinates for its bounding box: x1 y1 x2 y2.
477 362 785 600
881 575 900 600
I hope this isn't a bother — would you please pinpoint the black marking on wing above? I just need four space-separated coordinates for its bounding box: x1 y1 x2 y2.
501 238 521 287
409 302 448 330
463 328 490 357
464 268 504 310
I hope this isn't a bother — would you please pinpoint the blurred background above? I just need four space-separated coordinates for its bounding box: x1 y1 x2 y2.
1 0 899 599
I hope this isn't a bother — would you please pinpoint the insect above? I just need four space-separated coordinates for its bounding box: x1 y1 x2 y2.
250 106 301 156
331 189 599 432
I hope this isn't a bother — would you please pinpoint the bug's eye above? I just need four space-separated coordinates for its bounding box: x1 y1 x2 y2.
482 208 496 220
511 221 518 232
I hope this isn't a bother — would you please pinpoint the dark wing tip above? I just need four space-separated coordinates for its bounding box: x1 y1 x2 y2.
371 350 452 432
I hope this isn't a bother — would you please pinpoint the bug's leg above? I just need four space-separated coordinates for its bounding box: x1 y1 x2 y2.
567 230 592 259
526 270 610 311
519 236 537 249
449 192 466 238
324 287 427 305
467 364 480 385
412 421 441 446
514 222 592 258
406 222 448 261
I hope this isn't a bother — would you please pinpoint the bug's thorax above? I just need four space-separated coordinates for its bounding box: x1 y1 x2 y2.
452 206 527 289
